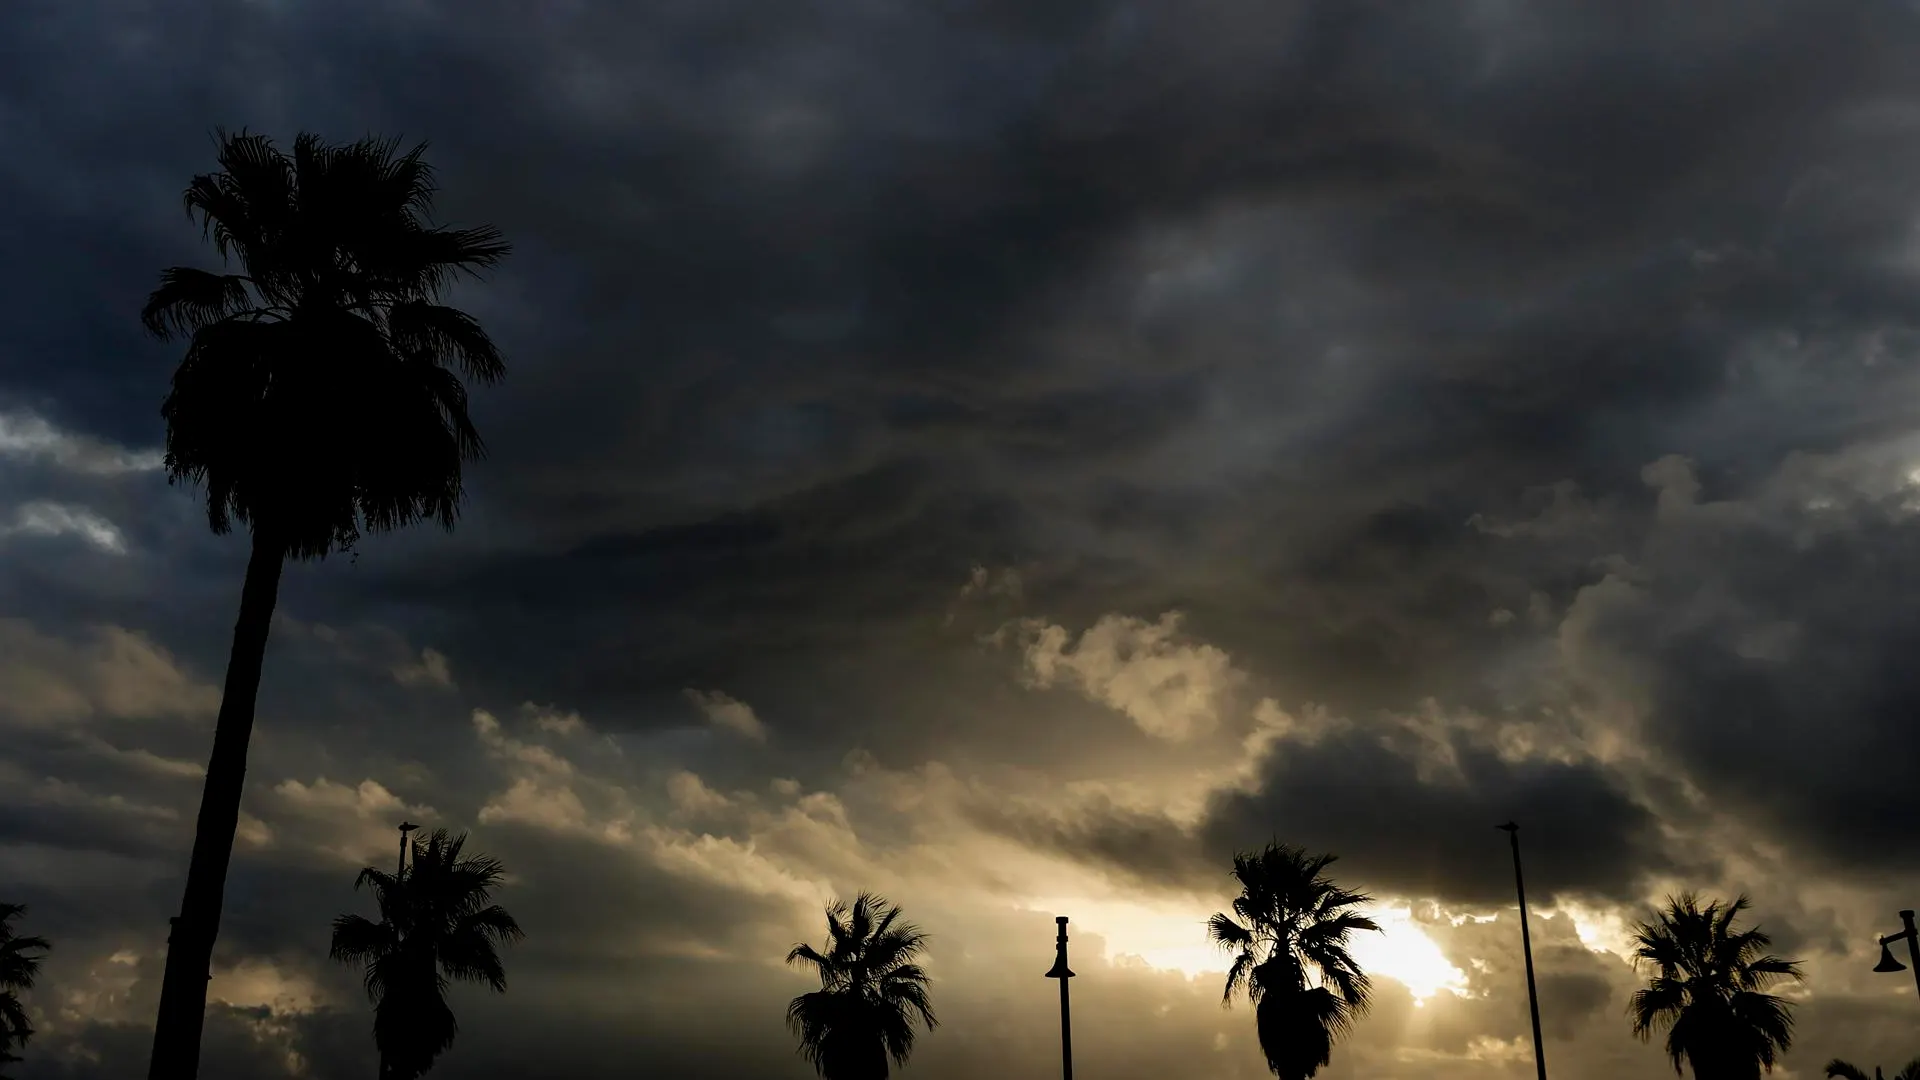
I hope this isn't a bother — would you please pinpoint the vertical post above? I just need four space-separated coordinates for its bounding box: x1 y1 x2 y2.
397 822 417 879
1499 823 1548 1080
1045 915 1075 1080
1902 910 1920 1003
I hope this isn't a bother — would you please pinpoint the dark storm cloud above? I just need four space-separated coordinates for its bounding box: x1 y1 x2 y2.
309 0 1920 758
976 707 1691 906
1566 467 1920 878
967 791 1216 891
11 0 1920 735
1200 732 1682 906
1537 972 1614 1041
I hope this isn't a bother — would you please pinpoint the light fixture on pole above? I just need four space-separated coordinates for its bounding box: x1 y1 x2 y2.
1498 822 1548 1080
1870 909 1920 1004
1045 915 1075 1080
397 821 419 877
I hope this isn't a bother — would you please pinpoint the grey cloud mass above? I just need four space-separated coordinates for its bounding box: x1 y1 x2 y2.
6 0 1920 1076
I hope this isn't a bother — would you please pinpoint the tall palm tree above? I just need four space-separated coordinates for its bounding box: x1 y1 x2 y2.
141 129 510 1078
0 904 49 1079
1827 1057 1920 1080
330 829 523 1079
1208 842 1382 1080
1628 893 1805 1080
786 894 938 1080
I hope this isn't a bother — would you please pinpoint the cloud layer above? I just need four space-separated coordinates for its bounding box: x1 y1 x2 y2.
6 0 1920 1077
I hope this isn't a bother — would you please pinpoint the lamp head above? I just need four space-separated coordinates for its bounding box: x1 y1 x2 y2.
1496 822 1518 833
1874 942 1908 974
1046 915 1074 979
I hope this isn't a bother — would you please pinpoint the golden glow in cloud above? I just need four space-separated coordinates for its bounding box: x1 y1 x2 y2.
1018 896 1470 1006
1347 907 1471 1005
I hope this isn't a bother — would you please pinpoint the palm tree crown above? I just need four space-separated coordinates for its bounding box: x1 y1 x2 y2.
143 128 510 559
0 904 49 1078
1827 1057 1920 1080
786 894 937 1080
330 829 523 1080
1209 843 1382 1080
1628 893 1804 1080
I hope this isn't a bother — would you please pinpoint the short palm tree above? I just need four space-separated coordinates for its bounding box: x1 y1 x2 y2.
0 904 49 1079
1628 893 1804 1080
140 129 510 1079
330 829 523 1079
1828 1057 1920 1080
786 894 938 1080
1208 843 1382 1080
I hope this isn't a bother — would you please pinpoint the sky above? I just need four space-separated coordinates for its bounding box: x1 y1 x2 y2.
3 0 1920 1077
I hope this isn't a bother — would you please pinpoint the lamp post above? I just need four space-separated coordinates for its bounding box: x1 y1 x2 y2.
1871 909 1920 1005
397 821 418 877
1044 915 1075 1080
1498 823 1548 1080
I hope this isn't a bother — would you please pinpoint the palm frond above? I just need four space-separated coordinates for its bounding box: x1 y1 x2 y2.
387 301 507 384
0 908 46 997
884 974 938 1032
1627 978 1685 1039
141 267 260 340
0 992 31 1047
1221 950 1256 1006
786 942 835 980
1739 953 1805 990
1208 912 1254 949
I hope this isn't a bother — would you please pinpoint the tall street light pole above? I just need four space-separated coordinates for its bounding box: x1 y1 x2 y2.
397 821 418 878
1045 915 1075 1080
1498 822 1548 1080
1871 909 1920 1005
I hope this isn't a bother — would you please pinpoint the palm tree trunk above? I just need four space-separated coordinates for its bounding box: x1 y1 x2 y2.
147 534 286 1080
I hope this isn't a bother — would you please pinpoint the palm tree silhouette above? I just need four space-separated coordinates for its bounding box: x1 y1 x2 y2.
1208 842 1382 1080
786 894 938 1080
0 904 49 1080
140 128 510 1078
1628 893 1804 1079
1827 1058 1920 1080
330 829 523 1079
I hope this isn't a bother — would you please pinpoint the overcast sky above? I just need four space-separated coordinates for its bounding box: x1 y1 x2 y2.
5 1 1920 1077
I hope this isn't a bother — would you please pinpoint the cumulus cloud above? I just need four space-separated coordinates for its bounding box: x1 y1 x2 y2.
274 616 464 694
266 777 437 865
1014 612 1245 740
682 688 769 742
0 619 219 728
1 500 130 553
389 646 455 689
0 408 162 475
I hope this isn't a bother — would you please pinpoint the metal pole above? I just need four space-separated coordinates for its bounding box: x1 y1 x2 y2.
1499 823 1548 1080
1045 915 1075 1080
397 821 417 878
1902 910 1920 1004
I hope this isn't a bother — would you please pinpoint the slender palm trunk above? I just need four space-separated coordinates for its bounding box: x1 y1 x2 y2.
148 534 286 1080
